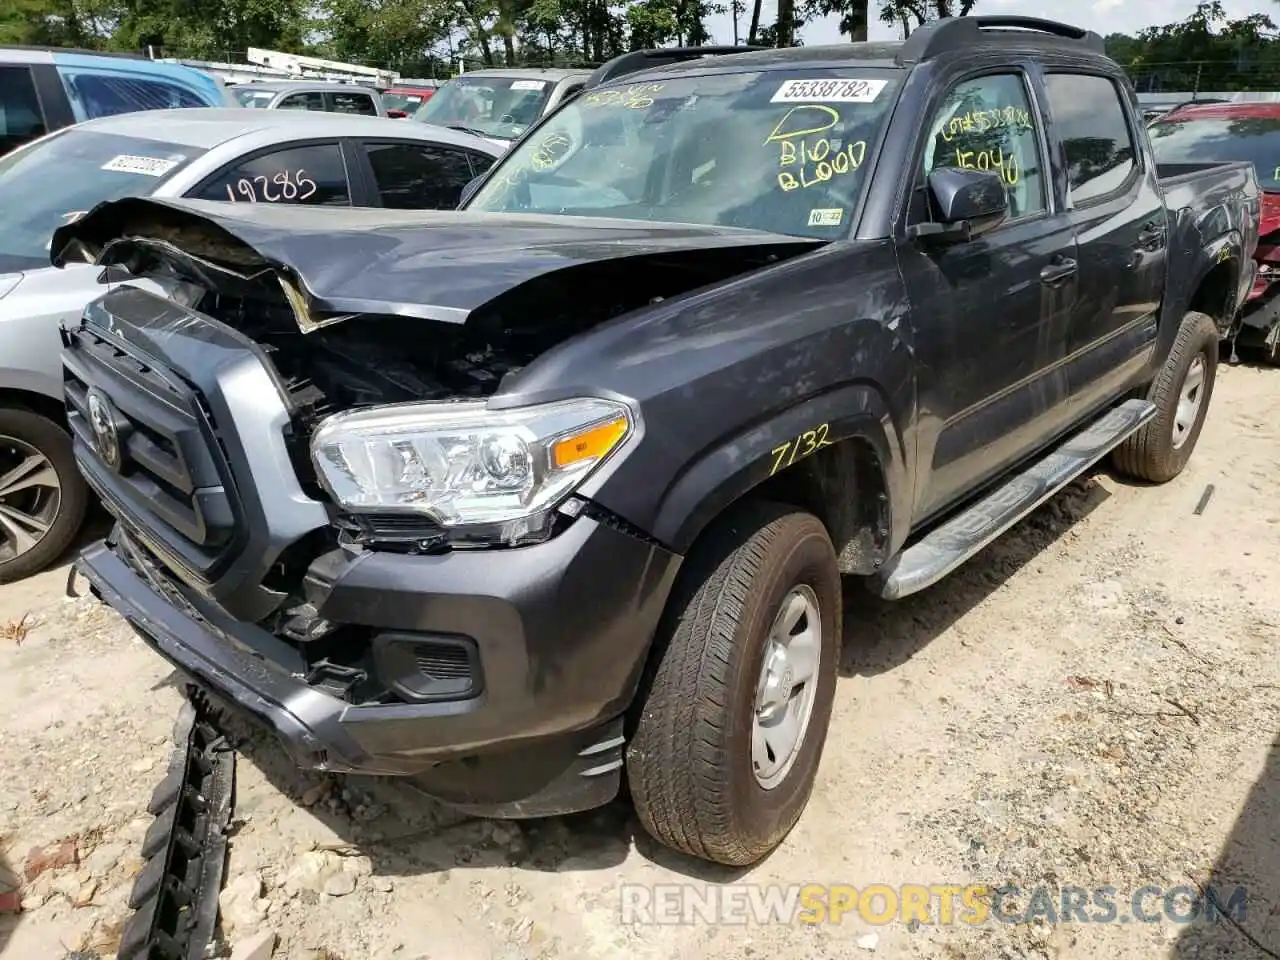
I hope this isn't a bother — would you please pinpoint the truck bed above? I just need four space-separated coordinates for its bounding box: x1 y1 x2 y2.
1157 159 1257 214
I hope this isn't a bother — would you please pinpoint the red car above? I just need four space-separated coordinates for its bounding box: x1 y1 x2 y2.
1150 101 1280 363
381 85 436 118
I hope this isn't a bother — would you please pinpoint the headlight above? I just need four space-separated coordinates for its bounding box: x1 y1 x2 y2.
311 397 634 535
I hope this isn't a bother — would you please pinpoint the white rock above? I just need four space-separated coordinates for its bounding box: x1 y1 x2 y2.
283 851 341 896
857 932 879 952
219 873 266 935
230 928 277 960
323 872 357 897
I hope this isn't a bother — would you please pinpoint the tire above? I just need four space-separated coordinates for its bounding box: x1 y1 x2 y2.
1112 310 1219 484
626 501 841 866
0 409 89 584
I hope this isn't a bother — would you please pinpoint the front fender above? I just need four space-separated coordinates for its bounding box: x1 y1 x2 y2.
648 381 913 556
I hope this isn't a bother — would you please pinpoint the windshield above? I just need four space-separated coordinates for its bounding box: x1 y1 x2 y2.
1150 114 1280 191
0 129 201 272
384 91 430 113
414 75 555 140
466 68 902 239
234 87 276 108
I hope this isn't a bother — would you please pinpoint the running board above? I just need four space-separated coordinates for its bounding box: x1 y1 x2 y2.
872 398 1156 601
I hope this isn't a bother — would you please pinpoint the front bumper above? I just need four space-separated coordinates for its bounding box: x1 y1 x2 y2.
75 514 681 816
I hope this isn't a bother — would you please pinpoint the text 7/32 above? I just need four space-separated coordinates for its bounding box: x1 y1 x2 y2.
769 423 834 476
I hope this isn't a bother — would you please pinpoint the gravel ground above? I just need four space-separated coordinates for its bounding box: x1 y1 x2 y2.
0 362 1277 960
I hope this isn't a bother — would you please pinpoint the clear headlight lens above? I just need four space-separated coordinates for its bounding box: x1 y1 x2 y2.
310 397 633 527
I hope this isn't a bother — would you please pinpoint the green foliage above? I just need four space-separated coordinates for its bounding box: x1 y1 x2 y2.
1106 1 1280 92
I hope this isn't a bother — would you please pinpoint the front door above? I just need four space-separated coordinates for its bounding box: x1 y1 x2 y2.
899 69 1079 524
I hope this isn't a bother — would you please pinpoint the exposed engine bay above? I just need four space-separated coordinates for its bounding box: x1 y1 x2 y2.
147 244 804 427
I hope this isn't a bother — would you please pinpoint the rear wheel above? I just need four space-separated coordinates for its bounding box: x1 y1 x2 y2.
0 409 89 584
626 501 841 866
1112 310 1219 483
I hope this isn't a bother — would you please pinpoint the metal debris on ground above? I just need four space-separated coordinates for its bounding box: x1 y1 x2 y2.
117 694 236 960
1194 483 1215 516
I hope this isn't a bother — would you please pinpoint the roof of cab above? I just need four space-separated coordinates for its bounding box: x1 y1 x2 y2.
62 107 502 153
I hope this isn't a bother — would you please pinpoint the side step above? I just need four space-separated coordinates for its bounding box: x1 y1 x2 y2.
871 398 1156 601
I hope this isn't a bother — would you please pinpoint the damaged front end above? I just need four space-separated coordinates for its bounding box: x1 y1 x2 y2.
54 196 818 802
55 196 824 553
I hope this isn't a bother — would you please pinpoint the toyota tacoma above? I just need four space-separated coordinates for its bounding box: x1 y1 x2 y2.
54 18 1258 866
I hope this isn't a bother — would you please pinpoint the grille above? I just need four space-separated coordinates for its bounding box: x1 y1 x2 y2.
63 321 239 582
414 644 472 680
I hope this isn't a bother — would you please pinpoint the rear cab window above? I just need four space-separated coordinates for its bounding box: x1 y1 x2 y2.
0 65 46 155
330 91 378 115
278 92 326 112
466 68 905 239
1043 73 1138 205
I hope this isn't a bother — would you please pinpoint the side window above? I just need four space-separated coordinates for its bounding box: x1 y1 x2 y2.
921 72 1045 220
331 92 378 115
364 141 477 209
0 66 46 155
1044 73 1137 206
190 143 350 206
278 92 326 112
62 72 205 120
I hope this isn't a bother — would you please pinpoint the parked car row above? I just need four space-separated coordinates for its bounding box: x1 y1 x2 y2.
0 107 502 580
38 20 1265 871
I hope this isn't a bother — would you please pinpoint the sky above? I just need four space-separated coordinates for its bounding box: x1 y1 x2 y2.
702 0 1277 47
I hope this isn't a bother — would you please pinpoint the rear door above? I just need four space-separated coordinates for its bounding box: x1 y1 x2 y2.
355 139 490 209
899 67 1079 522
1039 70 1165 419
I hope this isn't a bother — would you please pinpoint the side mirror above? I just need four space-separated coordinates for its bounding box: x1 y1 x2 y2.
908 167 1009 244
386 109 408 119
459 175 484 207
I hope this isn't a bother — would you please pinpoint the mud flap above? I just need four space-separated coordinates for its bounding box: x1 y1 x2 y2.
117 692 235 960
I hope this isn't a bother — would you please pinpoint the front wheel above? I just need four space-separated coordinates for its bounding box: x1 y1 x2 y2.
626 501 841 866
0 409 89 584
1112 310 1219 483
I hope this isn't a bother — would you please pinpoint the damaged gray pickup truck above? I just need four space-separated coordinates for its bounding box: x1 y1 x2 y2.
54 20 1258 868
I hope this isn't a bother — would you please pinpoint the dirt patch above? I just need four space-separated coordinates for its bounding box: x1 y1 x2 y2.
1 364 1278 959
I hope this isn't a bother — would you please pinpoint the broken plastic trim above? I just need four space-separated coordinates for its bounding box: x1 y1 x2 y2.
116 695 235 960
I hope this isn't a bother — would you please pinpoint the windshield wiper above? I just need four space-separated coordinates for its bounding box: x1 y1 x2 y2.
444 124 494 138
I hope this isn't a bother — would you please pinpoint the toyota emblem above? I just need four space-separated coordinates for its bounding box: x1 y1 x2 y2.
86 388 122 471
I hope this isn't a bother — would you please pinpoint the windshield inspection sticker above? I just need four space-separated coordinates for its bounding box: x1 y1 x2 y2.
101 154 181 176
771 78 886 103
510 79 547 90
808 208 843 227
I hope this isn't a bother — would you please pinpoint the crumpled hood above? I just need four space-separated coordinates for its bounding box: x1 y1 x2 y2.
50 196 823 332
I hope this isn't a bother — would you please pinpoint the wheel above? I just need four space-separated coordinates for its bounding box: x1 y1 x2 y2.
0 409 89 584
1112 310 1219 483
626 501 841 866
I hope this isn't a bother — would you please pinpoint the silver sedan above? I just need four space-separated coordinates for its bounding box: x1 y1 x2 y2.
0 108 502 582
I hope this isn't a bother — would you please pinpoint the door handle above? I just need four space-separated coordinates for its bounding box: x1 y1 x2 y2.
1040 257 1077 286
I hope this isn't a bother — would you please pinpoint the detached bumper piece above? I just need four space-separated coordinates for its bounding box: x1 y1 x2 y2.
117 699 235 960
